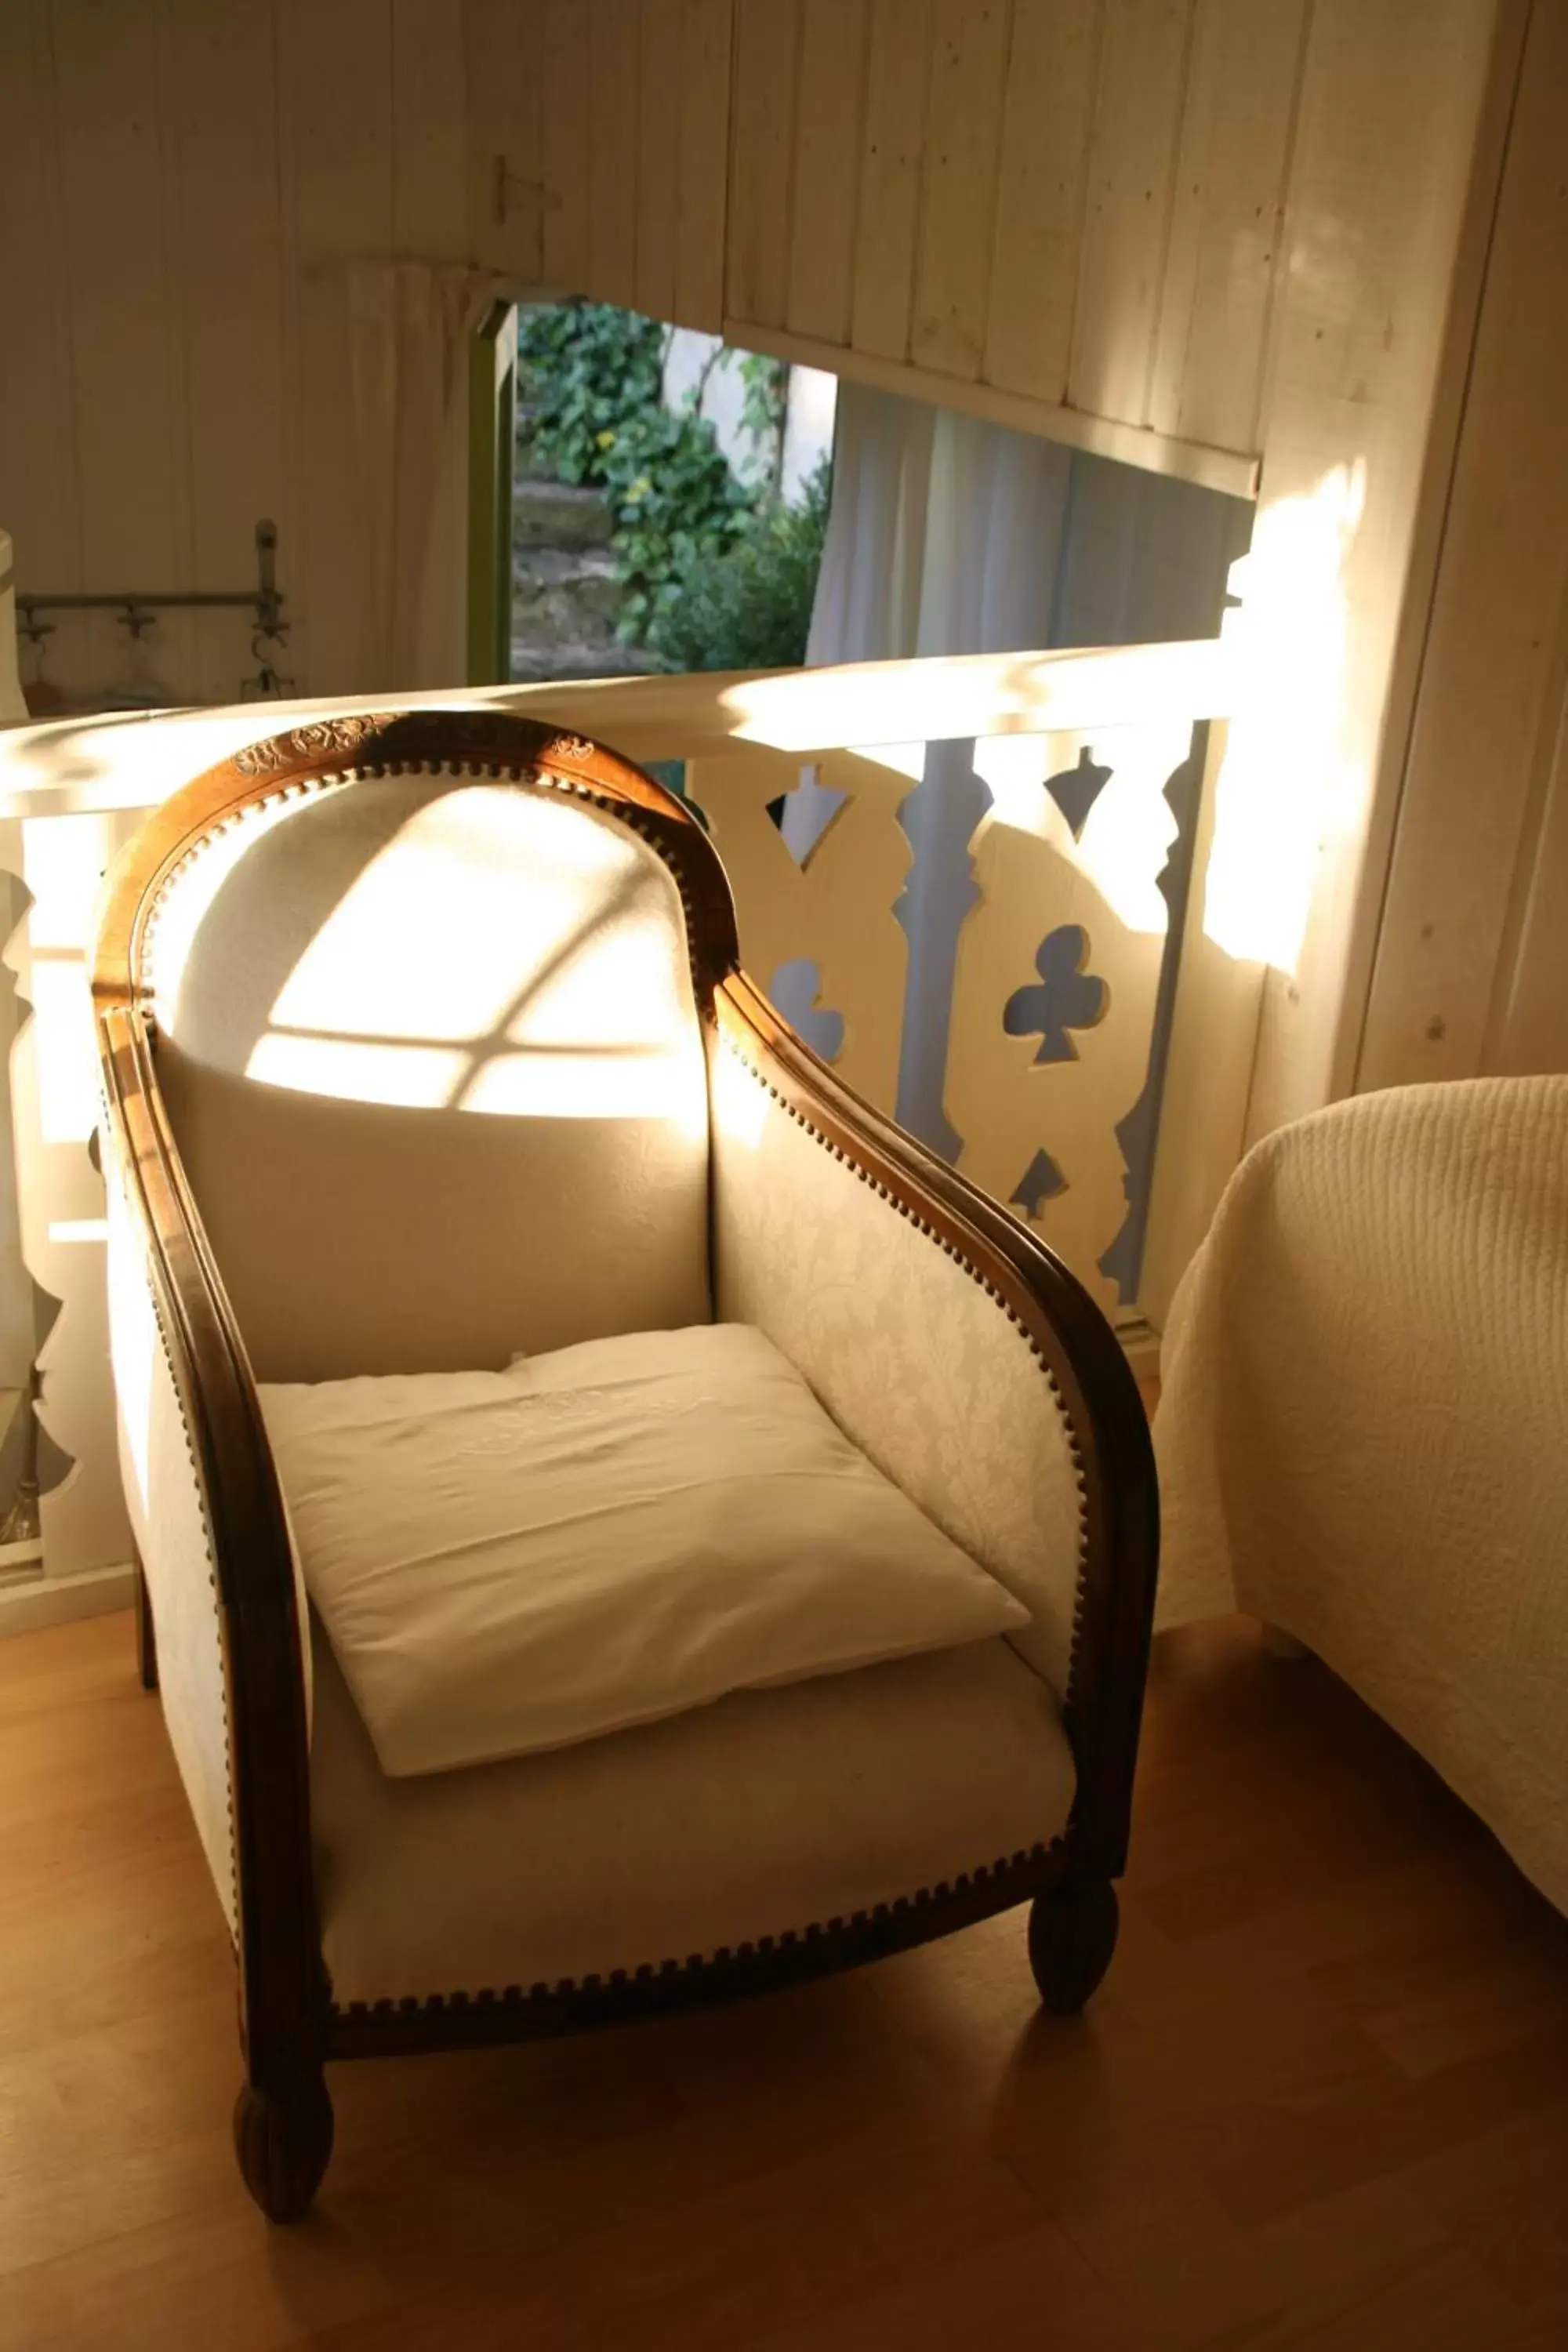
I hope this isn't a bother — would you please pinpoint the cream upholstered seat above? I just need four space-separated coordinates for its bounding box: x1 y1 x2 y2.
94 711 1156 2221
310 1629 1075 2009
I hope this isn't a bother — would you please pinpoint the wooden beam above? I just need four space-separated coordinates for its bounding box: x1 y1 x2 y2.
720 317 1260 499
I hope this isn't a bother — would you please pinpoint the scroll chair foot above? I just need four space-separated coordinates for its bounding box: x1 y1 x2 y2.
135 1563 158 1693
1028 1879 1119 2016
234 2074 334 2222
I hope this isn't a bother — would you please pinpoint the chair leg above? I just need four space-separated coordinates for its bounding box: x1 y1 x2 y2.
134 1555 158 1693
1028 1878 1119 2016
234 2067 334 2223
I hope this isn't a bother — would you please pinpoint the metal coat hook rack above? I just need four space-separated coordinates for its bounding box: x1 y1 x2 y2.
16 520 292 696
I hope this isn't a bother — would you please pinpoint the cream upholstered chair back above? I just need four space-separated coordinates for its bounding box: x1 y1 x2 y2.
140 741 718 1382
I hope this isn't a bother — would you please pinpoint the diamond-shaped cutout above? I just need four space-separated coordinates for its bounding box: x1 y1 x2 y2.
774 764 849 869
1011 1148 1068 1218
1043 746 1112 840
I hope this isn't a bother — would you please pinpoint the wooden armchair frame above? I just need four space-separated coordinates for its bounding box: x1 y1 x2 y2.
92 710 1158 2221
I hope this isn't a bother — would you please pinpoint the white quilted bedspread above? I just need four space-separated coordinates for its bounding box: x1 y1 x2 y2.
1154 1076 1568 1915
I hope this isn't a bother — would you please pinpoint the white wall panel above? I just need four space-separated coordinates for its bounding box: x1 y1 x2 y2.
982 0 1100 405
160 0 289 702
1359 0 1568 1089
1066 0 1192 426
0 4 84 691
909 0 1011 381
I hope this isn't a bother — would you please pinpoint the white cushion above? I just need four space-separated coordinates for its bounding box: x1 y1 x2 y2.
260 1324 1028 1778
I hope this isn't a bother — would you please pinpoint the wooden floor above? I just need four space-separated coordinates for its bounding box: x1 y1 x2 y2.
1 1611 1566 2350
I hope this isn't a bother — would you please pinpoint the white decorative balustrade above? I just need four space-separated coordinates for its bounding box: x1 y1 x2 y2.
686 745 916 1113
0 640 1256 1632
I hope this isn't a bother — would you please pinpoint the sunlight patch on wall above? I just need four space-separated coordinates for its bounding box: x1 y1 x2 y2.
1202 462 1366 975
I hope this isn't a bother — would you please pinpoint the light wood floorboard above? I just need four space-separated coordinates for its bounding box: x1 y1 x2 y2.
0 1608 1564 2350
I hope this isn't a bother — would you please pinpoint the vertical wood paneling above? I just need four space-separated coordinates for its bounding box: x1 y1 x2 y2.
276 6 396 275
49 0 188 702
1068 0 1193 425
161 0 288 702
1147 0 1307 452
982 0 1102 402
271 0 307 687
464 0 546 286
543 0 591 291
1239 0 1499 1141
149 5 199 702
634 0 681 321
909 0 1010 381
393 0 468 262
785 0 868 349
726 0 801 328
50 0 182 593
278 0 396 693
0 0 1506 731
589 0 639 311
0 4 82 609
1491 688 1568 1076
850 0 932 363
1359 0 1568 1090
674 0 732 332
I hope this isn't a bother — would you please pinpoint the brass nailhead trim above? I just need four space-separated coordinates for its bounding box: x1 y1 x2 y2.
712 1034 1096 1737
716 1033 1091 1560
103 1128 241 1945
328 1838 1064 2026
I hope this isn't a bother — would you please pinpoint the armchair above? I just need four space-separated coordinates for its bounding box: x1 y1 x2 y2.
93 710 1156 2220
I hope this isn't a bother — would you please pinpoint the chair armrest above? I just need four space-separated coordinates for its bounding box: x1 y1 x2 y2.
100 1005 324 2063
708 975 1158 1880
